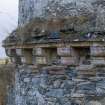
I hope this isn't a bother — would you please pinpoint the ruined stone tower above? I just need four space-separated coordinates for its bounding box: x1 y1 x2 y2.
3 0 105 105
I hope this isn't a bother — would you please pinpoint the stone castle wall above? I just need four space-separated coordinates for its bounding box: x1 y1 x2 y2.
18 0 105 32
6 0 105 104
13 65 105 105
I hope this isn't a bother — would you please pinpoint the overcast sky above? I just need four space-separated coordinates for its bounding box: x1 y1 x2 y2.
0 0 18 58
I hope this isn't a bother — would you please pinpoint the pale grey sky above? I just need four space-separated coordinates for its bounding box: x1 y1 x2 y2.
0 0 18 58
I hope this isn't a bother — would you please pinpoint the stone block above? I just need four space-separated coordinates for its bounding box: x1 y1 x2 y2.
91 45 105 57
21 57 26 64
33 48 44 56
23 78 30 82
86 101 102 105
48 69 65 75
53 80 61 88
46 89 64 98
61 57 77 65
91 57 105 65
57 47 73 56
36 57 47 64
16 49 23 56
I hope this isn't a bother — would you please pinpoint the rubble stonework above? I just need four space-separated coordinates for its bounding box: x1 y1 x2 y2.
19 0 105 32
14 65 105 105
3 0 105 105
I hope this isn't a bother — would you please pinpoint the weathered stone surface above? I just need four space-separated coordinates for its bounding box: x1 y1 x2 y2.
19 0 105 32
46 89 64 98
5 0 105 105
86 101 102 105
12 65 105 105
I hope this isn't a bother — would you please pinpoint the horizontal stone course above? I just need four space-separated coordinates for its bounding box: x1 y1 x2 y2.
13 65 105 105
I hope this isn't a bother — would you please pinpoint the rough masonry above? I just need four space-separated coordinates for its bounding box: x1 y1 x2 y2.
3 0 105 105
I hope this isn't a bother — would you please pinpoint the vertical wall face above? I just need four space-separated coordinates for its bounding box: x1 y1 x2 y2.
14 65 105 105
18 0 49 26
18 0 105 32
